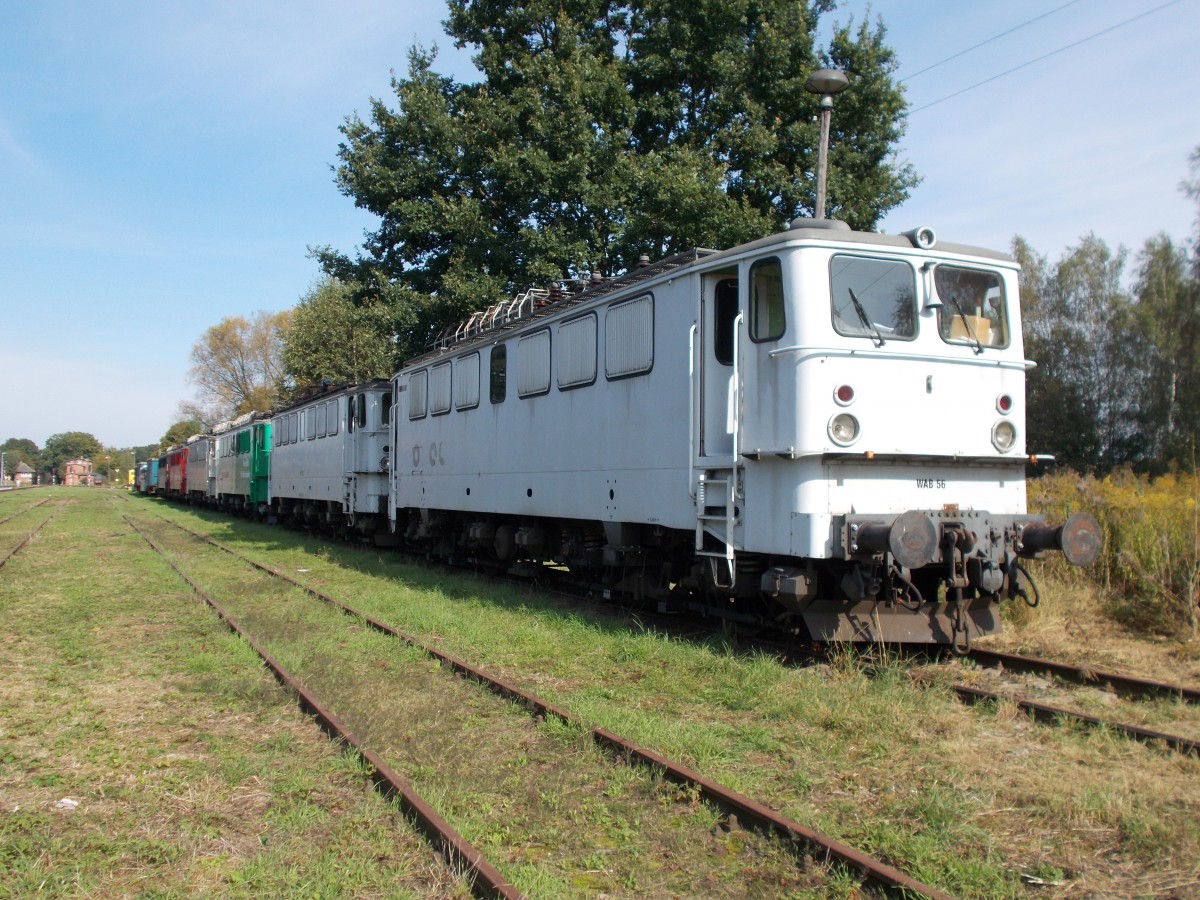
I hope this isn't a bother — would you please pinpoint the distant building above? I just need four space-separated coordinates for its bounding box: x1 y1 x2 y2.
63 457 94 486
13 462 34 485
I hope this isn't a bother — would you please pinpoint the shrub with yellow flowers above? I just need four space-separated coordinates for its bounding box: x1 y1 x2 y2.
1028 469 1200 637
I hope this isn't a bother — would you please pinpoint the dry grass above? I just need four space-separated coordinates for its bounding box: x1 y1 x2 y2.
1029 469 1200 640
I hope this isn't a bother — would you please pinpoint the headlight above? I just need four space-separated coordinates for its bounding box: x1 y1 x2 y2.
992 420 1017 452
829 413 860 446
379 455 390 471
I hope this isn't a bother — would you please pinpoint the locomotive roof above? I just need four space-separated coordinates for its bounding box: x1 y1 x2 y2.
211 410 272 435
705 218 1015 266
270 379 392 417
405 219 1016 366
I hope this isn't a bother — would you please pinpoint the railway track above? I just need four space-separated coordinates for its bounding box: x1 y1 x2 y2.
937 647 1200 758
0 496 51 527
760 639 1200 760
564 591 1200 760
959 646 1200 705
124 515 524 900
0 509 56 570
134 509 951 900
137 496 1200 764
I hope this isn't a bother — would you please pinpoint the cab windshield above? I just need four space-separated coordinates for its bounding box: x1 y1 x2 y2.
830 255 917 344
934 265 1009 349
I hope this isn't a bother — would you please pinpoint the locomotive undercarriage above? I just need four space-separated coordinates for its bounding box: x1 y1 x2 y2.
268 497 385 538
771 507 1102 648
394 504 1101 648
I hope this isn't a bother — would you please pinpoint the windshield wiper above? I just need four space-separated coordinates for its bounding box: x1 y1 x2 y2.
947 294 984 354
847 288 885 347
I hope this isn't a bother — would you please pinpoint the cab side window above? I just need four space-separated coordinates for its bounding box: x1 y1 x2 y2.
749 257 785 342
714 278 738 365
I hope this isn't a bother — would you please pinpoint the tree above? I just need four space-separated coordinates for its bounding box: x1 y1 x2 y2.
1019 235 1138 472
92 445 138 486
131 443 160 465
40 432 103 483
187 311 292 419
160 419 205 451
282 277 403 392
318 0 915 356
1 437 39 477
1130 234 1199 469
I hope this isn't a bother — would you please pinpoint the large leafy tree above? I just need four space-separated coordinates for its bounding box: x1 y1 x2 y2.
188 310 292 419
40 432 103 482
317 0 915 357
1130 234 1199 469
282 277 405 391
159 420 204 451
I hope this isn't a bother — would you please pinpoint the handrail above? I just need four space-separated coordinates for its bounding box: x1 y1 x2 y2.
688 323 697 499
767 344 1034 371
731 313 743 475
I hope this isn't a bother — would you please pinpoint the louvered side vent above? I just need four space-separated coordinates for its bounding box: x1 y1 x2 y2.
556 314 597 389
517 329 552 397
605 294 654 378
430 363 452 415
454 353 480 410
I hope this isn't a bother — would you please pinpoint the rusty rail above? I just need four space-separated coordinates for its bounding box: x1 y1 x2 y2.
0 497 51 528
951 684 1200 757
152 513 951 900
0 513 54 570
963 647 1200 705
124 516 525 900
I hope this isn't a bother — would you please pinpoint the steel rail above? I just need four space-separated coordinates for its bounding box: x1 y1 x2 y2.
152 512 951 900
962 647 1200 705
0 513 55 570
124 516 525 900
0 497 51 528
950 684 1200 758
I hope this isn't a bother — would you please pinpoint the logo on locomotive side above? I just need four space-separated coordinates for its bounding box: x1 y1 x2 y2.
412 443 445 468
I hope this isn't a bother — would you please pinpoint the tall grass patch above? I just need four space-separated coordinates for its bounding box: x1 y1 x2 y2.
1029 470 1200 636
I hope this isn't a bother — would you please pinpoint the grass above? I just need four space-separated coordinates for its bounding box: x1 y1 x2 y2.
1028 469 1200 638
6 487 1200 897
0 489 467 898
167 494 1200 896
130 511 839 897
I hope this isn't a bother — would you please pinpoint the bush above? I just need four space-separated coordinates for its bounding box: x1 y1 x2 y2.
1028 469 1200 637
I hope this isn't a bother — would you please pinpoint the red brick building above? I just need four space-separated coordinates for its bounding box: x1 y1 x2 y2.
63 457 94 486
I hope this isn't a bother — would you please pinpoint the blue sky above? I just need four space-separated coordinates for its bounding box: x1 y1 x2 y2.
1 0 1196 449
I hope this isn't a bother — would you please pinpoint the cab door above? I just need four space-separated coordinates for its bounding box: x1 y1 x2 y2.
698 272 740 459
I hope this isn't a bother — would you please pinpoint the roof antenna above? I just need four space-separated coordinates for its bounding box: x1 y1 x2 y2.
805 68 850 220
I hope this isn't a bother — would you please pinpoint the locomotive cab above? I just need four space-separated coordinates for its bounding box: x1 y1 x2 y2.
694 219 1099 645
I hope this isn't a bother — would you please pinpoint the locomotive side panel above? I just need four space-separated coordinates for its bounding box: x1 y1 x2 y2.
270 395 346 518
392 278 698 536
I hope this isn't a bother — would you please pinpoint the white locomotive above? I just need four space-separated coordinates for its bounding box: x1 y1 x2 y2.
269 381 393 534
389 218 1100 645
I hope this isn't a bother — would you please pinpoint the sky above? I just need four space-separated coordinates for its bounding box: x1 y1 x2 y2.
1 0 1197 450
